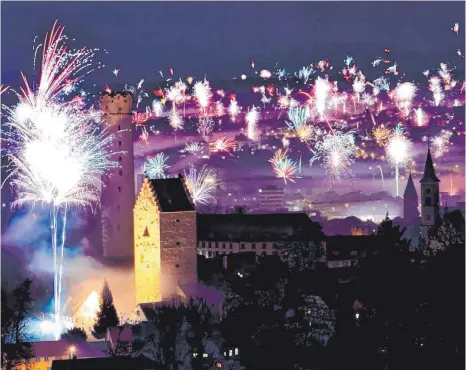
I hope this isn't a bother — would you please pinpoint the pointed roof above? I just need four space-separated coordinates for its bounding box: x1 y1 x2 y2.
148 175 195 212
420 148 440 183
403 173 418 198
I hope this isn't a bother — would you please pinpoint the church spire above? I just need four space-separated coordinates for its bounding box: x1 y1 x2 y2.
403 172 418 199
420 145 440 183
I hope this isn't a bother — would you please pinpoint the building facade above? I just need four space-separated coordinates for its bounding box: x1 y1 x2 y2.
197 213 324 259
100 91 135 260
420 146 441 237
259 185 285 211
134 176 197 304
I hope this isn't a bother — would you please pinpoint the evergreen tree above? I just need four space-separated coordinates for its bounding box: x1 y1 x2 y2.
61 327 87 342
92 280 119 339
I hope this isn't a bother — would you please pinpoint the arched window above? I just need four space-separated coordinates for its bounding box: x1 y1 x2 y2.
426 197 432 206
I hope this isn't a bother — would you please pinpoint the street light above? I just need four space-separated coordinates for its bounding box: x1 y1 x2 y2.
355 313 360 320
69 345 76 359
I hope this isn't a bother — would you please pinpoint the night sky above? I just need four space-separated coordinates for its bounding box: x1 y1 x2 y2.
2 1 465 85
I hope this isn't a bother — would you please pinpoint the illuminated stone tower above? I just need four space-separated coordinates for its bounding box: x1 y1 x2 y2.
134 176 197 304
420 145 441 237
100 91 135 260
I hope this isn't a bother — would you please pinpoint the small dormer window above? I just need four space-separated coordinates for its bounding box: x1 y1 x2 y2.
176 242 180 246
176 219 180 223
175 264 180 268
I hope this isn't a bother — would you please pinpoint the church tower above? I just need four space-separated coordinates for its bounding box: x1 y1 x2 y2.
134 176 197 304
420 144 441 237
100 92 135 260
403 172 419 224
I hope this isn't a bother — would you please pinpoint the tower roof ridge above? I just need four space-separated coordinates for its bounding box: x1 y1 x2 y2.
403 172 418 198
420 148 440 183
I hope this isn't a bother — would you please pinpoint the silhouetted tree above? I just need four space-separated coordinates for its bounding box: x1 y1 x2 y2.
92 280 119 339
61 327 87 342
1 278 34 370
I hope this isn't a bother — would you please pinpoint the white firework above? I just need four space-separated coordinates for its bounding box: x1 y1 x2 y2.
246 106 260 140
197 116 214 137
184 140 205 155
183 164 217 205
143 153 170 179
385 124 412 197
193 79 212 115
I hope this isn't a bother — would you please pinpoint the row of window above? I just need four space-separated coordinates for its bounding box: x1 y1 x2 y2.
205 251 278 258
200 241 278 250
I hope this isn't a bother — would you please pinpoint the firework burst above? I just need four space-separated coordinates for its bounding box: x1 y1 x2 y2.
372 125 392 147
212 136 236 155
183 164 217 205
310 131 357 184
393 82 417 116
193 79 212 115
184 140 205 155
431 130 453 158
228 99 240 121
168 110 184 131
143 153 170 179
314 77 332 119
246 106 260 140
286 106 313 141
385 124 412 196
2 21 115 338
197 116 214 138
269 149 298 184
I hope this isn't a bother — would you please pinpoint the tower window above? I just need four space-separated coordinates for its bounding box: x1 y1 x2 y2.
118 125 121 131
117 225 120 230
118 186 121 192
427 215 431 221
426 189 431 194
117 205 120 211
262 243 267 249
175 264 180 268
176 219 180 222
119 170 123 176
229 243 233 249
118 141 122 147
251 243 256 249
426 197 432 206
176 242 180 246
119 156 122 162
215 242 219 249
241 243 245 250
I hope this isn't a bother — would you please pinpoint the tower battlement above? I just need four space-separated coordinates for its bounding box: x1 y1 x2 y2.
100 91 133 115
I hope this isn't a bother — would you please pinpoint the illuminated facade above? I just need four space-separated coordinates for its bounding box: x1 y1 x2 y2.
134 176 197 305
100 91 135 260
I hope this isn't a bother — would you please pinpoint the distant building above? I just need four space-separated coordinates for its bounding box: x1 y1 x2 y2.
259 185 284 211
403 173 421 249
133 176 197 305
51 356 158 370
197 212 324 259
324 235 382 268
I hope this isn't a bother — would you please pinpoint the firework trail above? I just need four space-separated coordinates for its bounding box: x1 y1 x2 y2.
152 99 164 117
183 164 217 205
285 105 313 141
268 149 298 184
246 106 259 140
377 165 385 191
314 77 332 120
143 153 170 179
385 124 412 197
193 79 212 116
184 140 205 155
228 98 240 121
352 76 365 104
168 110 184 131
310 131 357 184
413 108 426 127
2 22 116 338
215 101 225 117
1 84 10 95
429 76 444 106
393 82 417 116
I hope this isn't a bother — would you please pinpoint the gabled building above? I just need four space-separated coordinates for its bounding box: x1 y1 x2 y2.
134 176 198 305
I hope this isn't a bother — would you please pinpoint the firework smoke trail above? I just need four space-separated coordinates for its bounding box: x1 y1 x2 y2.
268 149 298 184
393 82 417 116
1 21 116 338
429 76 444 106
183 164 217 205
377 165 385 191
310 131 357 185
184 140 205 155
314 77 332 120
385 124 412 197
143 153 170 179
246 106 259 140
193 79 212 116
213 136 236 155
285 105 313 141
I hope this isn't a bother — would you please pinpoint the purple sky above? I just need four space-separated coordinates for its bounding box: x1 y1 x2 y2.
2 2 464 85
